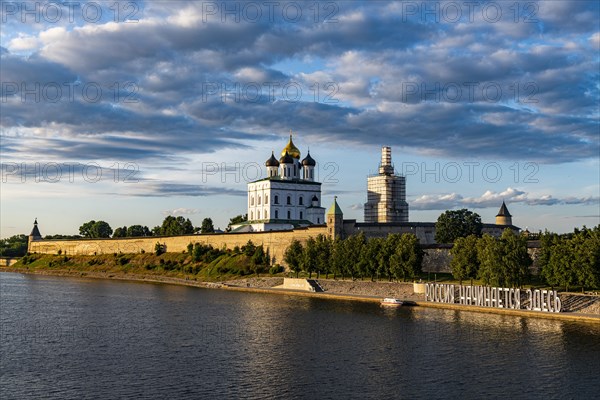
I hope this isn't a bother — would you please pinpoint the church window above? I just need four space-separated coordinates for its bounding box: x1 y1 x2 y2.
299 196 303 205
264 210 268 219
287 196 291 205
287 210 291 219
274 195 279 204
251 211 254 219
294 165 297 176
300 211 303 219
275 210 279 219
251 196 254 206
265 195 269 204
257 210 261 219
310 170 313 179
318 218 320 223
258 196 261 205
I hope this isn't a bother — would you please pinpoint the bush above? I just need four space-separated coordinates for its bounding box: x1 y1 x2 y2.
117 256 129 266
57 249 62 255
269 265 284 275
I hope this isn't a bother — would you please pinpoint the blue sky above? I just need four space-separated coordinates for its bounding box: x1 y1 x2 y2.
1 0 599 237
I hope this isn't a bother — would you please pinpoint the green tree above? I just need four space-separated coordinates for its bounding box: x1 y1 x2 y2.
284 239 304 278
251 245 267 276
343 232 366 280
302 237 318 278
154 242 166 255
360 237 382 281
0 234 29 257
573 226 600 289
330 238 345 279
315 234 332 278
378 234 402 281
450 235 480 284
389 234 424 281
242 240 256 257
79 220 113 238
201 218 215 234
435 209 483 244
227 214 248 231
127 225 151 237
159 216 195 236
113 226 128 238
477 234 505 286
501 229 532 287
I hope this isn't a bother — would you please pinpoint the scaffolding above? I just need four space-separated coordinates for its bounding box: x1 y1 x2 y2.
364 147 409 223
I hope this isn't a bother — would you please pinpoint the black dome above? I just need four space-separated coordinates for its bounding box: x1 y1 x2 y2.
265 151 280 167
279 151 294 164
301 151 316 166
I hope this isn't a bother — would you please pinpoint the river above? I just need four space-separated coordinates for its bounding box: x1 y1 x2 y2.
1 272 599 399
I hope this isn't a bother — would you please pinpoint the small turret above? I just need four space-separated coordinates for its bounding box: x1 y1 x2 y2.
301 151 316 181
496 201 512 226
327 196 344 239
279 151 294 180
265 151 280 178
28 218 42 253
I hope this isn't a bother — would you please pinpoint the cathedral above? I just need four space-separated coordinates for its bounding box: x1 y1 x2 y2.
231 134 325 232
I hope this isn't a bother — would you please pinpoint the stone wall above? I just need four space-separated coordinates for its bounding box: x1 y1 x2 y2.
28 225 328 266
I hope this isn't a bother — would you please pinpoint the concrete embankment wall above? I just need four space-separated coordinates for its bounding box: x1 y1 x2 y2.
28 226 328 266
0 257 19 267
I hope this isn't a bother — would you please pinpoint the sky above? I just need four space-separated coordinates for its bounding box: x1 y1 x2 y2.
1 0 599 238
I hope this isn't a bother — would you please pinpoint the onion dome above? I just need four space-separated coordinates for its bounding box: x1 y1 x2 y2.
302 151 316 166
281 134 301 159
279 151 294 164
265 151 280 167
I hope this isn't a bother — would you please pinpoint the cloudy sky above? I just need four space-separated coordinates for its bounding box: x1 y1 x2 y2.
1 0 598 237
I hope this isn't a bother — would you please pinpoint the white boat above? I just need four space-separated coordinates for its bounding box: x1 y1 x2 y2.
381 298 403 306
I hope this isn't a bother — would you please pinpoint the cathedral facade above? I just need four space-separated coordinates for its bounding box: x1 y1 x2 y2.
232 135 325 232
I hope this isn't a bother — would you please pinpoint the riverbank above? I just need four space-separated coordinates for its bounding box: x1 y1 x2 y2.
3 266 599 323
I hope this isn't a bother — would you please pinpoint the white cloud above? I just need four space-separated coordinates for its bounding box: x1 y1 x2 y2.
162 208 200 216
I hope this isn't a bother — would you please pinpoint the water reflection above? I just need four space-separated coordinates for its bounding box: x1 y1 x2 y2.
1 273 599 399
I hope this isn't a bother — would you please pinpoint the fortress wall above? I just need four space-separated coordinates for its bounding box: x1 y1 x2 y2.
28 225 329 265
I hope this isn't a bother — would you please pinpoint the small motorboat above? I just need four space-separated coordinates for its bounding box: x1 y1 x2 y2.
381 298 403 307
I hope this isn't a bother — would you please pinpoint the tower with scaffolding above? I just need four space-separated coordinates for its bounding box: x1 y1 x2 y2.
364 146 409 223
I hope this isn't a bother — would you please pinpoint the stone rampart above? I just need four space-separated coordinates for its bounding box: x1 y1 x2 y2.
28 225 328 266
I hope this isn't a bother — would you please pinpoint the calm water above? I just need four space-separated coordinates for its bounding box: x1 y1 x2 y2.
1 273 599 399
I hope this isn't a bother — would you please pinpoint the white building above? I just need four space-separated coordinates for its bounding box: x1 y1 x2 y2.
232 135 325 232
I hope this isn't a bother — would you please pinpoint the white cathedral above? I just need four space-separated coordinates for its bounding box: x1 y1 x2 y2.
231 134 326 232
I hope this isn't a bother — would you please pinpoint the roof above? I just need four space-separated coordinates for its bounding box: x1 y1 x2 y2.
279 151 294 164
301 151 316 166
250 177 322 185
496 201 512 217
327 197 343 216
30 219 41 237
265 152 280 167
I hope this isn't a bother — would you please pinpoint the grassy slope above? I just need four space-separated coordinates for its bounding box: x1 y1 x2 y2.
11 252 270 282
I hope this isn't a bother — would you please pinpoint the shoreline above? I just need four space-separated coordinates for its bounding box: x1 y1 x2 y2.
2 268 599 324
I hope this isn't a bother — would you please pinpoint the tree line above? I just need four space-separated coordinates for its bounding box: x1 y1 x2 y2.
449 226 600 290
284 232 425 281
538 226 600 291
75 216 217 238
450 229 531 287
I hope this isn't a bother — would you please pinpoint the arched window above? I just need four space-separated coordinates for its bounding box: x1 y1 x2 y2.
257 210 260 219
300 211 303 219
264 210 268 219
287 210 291 219
299 196 303 205
251 196 254 206
275 210 279 219
310 169 314 179
258 195 261 205
265 195 269 204
317 218 320 223
274 195 279 204
250 211 254 220
287 196 291 205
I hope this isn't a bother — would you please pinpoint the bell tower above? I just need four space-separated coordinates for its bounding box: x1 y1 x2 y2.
327 197 344 240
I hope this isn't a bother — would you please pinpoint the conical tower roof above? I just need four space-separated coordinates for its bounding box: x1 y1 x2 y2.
30 218 41 237
327 196 343 216
496 201 511 217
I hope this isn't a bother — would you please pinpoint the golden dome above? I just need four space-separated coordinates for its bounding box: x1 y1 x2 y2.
281 133 301 159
